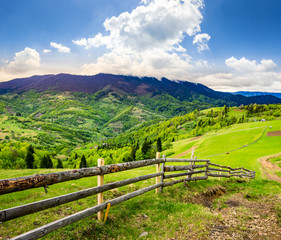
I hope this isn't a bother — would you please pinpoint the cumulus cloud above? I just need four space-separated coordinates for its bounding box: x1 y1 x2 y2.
190 56 281 92
225 56 277 72
4 47 40 74
81 50 193 80
195 71 281 92
73 0 207 78
43 49 52 53
193 33 210 52
50 42 71 53
0 47 41 81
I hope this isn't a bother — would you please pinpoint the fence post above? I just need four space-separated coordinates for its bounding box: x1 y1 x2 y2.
160 155 165 193
188 148 195 181
205 161 209 178
97 158 104 221
219 167 222 180
156 152 161 194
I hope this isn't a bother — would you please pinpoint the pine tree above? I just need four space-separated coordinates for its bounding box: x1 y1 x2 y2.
57 159 63 168
157 137 162 152
28 145 35 154
79 155 87 168
46 155 53 168
130 142 139 160
25 145 35 169
141 138 150 156
40 155 47 168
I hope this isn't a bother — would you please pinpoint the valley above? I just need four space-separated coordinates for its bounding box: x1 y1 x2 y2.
0 74 281 239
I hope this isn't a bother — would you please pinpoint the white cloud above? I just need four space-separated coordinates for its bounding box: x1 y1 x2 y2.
195 59 209 68
43 49 52 53
4 47 40 74
74 0 208 79
0 59 9 64
81 50 193 80
193 33 210 52
195 71 281 92
0 47 41 82
191 56 281 91
50 42 71 53
225 56 277 72
74 0 204 51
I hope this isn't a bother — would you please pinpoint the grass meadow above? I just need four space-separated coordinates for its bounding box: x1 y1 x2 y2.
1 120 281 239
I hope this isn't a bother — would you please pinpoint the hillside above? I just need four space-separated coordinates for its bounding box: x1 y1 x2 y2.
1 73 281 106
1 107 281 239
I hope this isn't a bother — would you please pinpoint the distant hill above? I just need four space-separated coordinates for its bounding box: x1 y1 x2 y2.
1 73 281 106
233 91 281 99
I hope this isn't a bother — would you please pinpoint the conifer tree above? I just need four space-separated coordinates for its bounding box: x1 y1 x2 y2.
40 155 47 168
28 145 35 154
130 142 139 160
79 155 87 168
25 145 35 169
57 159 63 168
157 137 162 152
46 155 53 168
40 155 53 168
141 138 150 156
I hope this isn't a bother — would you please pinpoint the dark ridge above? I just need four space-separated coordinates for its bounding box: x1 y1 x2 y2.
0 73 280 105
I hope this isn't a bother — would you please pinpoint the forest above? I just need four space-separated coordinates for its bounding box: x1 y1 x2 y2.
0 98 280 170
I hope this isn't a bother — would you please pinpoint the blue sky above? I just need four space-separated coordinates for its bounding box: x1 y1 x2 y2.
1 0 281 91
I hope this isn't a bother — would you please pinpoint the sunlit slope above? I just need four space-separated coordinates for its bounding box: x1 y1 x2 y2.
165 120 281 178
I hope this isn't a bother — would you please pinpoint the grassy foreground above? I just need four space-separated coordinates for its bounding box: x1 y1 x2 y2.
1 120 281 239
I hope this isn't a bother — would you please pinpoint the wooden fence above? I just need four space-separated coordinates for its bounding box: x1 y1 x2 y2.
0 154 255 240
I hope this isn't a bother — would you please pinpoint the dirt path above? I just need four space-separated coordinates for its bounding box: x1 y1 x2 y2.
259 153 281 183
169 187 281 240
173 145 199 158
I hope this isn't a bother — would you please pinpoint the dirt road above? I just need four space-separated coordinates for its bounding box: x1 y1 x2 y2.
259 153 281 183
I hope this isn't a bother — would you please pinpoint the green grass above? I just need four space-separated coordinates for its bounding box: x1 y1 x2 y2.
270 156 281 168
164 120 281 178
2 119 281 239
1 169 280 239
0 167 215 239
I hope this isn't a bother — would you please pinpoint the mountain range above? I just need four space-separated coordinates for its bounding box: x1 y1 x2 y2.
233 91 281 99
1 73 281 106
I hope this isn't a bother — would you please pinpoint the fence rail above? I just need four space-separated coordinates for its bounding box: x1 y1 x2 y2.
0 154 255 240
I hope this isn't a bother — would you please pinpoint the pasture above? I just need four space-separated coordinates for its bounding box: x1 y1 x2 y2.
1 120 281 239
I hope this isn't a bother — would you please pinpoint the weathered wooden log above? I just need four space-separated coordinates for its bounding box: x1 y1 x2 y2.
208 163 252 172
241 167 251 172
208 163 231 169
229 171 246 174
208 167 230 173
0 172 163 222
164 164 206 172
230 167 243 171
205 161 209 177
165 158 210 162
155 152 161 194
0 158 164 195
11 183 163 240
208 173 231 178
160 155 165 193
230 174 249 178
164 170 206 179
163 176 208 187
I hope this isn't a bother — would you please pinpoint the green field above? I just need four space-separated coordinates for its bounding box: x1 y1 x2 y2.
165 120 281 178
1 119 281 239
